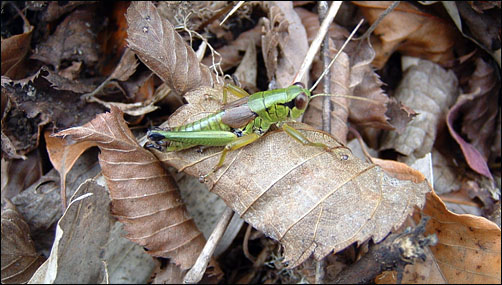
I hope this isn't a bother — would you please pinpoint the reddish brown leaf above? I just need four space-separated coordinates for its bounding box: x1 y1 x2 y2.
126 1 215 95
54 106 206 270
354 1 458 69
1 200 45 284
1 25 33 80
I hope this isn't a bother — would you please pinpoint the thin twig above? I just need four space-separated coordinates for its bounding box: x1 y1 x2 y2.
319 1 332 134
220 1 245 26
293 1 342 84
183 207 234 284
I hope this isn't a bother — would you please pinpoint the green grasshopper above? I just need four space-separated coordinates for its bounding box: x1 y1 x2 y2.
146 21 363 180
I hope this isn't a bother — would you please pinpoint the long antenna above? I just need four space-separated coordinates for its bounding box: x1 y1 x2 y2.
309 19 364 93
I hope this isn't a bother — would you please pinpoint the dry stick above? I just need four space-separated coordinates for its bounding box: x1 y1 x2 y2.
319 1 332 136
315 3 330 282
220 1 245 26
293 1 342 84
183 207 234 284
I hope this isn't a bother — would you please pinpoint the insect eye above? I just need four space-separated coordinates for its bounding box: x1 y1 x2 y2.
293 82 305 88
295 92 308 110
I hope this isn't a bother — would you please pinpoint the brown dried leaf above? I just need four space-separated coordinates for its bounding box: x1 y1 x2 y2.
354 1 457 69
380 191 501 283
262 2 309 87
296 8 392 132
27 179 110 283
31 6 99 70
1 149 42 201
448 58 499 174
150 87 431 268
42 66 96 93
201 24 262 72
109 48 139 82
1 25 33 80
54 106 206 269
381 60 458 159
126 1 215 95
45 130 96 206
1 200 45 284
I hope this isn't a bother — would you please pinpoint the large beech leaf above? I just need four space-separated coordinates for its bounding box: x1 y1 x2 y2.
126 1 215 95
150 87 432 267
54 106 206 270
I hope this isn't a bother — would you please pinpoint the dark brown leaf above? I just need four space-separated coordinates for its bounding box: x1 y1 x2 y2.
1 25 33 79
126 1 215 95
54 106 206 269
31 6 99 70
1 200 45 284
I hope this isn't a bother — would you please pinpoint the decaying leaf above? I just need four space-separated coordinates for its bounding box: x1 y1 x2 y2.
28 179 111 283
201 24 262 72
446 58 499 179
380 59 458 161
31 6 99 70
54 106 206 270
1 24 33 80
44 130 97 207
261 2 309 88
354 1 458 69
1 69 104 157
380 191 501 283
296 7 393 135
1 200 45 284
149 87 431 268
126 1 215 95
1 149 42 201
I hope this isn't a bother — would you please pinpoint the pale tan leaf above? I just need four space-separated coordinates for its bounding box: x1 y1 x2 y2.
1 200 45 284
54 106 206 270
149 87 431 268
126 1 215 95
380 59 458 160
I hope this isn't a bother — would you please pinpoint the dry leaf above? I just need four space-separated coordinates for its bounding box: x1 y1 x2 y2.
54 106 206 269
28 179 111 283
201 24 262 72
45 130 96 206
126 1 215 95
446 58 499 179
261 2 309 88
109 47 139 82
1 25 33 80
31 6 99 70
380 191 501 283
1 149 42 201
149 87 431 268
1 200 45 284
296 7 393 133
354 1 457 69
380 60 458 160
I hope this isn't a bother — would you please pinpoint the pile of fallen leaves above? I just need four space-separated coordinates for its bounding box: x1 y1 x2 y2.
1 1 500 284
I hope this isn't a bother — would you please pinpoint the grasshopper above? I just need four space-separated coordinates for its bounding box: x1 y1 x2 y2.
146 20 363 180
